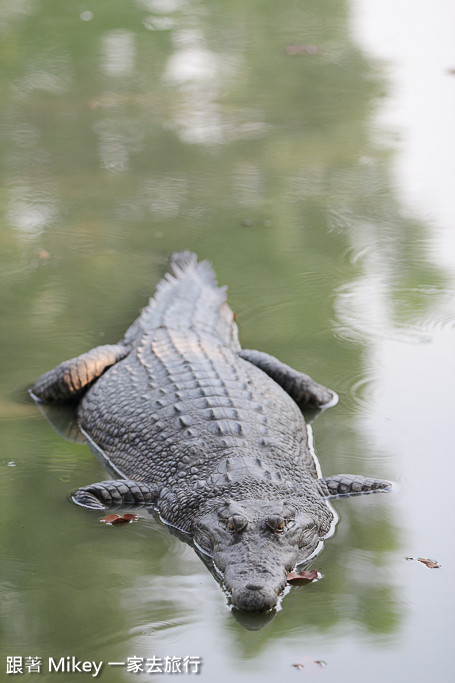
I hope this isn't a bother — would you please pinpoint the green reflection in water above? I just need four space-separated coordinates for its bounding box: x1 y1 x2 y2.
0 0 449 675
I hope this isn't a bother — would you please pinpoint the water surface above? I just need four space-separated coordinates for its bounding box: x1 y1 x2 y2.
1 1 454 681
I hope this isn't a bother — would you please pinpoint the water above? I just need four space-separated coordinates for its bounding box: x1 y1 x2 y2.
1 0 454 680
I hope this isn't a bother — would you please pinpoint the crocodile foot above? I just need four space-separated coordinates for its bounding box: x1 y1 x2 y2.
71 479 162 509
318 474 392 498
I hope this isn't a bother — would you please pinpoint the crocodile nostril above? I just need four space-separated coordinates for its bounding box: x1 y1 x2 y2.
245 583 265 591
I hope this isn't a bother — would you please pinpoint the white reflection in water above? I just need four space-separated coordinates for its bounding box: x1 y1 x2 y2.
138 0 184 13
163 36 267 145
80 10 94 22
143 15 175 31
100 30 136 77
7 183 59 239
334 276 391 344
335 6 455 676
165 45 220 84
352 0 455 270
0 0 38 31
332 0 455 348
12 57 71 97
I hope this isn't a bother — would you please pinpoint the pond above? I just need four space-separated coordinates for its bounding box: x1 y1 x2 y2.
1 1 454 681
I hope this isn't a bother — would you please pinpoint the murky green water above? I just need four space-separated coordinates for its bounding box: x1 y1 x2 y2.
1 1 454 681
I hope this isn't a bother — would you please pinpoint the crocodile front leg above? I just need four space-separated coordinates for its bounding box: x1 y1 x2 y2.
239 348 337 408
30 343 130 404
71 480 162 510
318 474 391 497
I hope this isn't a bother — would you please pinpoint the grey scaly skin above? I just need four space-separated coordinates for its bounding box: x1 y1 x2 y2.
31 252 391 613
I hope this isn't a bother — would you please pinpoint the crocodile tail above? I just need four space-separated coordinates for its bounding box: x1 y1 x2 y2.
170 251 216 282
124 251 240 348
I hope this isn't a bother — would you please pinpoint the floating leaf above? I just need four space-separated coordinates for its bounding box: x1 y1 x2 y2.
405 556 441 568
100 513 139 525
287 570 321 583
121 513 139 522
101 514 121 524
417 557 441 569
111 516 132 525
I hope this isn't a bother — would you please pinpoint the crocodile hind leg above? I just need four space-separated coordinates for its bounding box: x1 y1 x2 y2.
239 349 337 408
71 480 162 510
318 474 391 497
30 343 130 404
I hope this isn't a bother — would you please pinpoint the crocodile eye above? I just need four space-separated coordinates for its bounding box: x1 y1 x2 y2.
266 515 286 533
227 514 248 533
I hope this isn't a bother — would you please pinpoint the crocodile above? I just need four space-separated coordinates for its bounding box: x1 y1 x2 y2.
31 252 390 612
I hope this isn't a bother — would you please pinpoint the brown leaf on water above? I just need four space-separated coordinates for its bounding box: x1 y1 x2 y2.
120 513 139 522
287 570 320 583
111 516 131 525
100 513 139 525
405 556 441 568
101 514 121 524
417 557 441 569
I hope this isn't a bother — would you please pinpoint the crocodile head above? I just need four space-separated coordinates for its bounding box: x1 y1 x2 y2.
194 498 332 612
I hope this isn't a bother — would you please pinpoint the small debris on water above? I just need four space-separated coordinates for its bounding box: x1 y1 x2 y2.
286 44 323 56
292 657 327 670
287 569 321 583
100 513 139 525
405 556 441 568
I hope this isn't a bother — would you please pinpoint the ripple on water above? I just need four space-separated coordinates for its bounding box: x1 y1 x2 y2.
332 281 454 346
349 374 382 411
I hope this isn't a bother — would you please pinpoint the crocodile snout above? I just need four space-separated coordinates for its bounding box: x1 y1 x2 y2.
230 583 280 612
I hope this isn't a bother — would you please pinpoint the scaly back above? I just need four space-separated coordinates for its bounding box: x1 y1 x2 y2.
123 252 240 350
